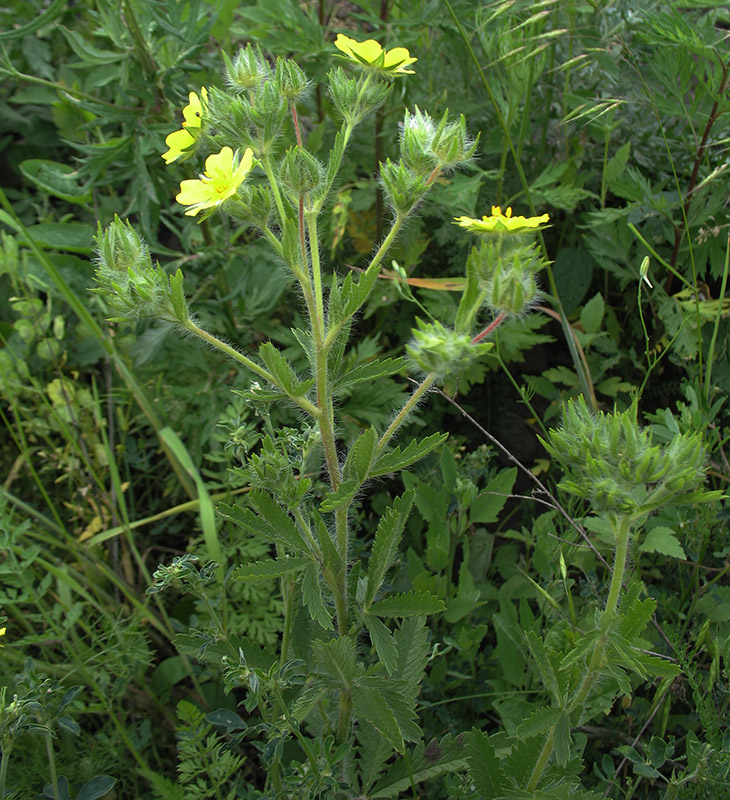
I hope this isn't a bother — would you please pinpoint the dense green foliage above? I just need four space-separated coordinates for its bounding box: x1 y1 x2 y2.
1 1 729 798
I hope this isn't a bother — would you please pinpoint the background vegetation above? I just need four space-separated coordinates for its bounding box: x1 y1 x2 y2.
1 0 729 797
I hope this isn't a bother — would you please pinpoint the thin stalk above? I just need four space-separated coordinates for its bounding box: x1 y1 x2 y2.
281 575 295 664
260 154 288 227
471 311 506 343
378 374 436 454
704 233 730 399
44 732 60 800
605 514 631 617
0 747 11 800
181 319 320 418
306 211 326 337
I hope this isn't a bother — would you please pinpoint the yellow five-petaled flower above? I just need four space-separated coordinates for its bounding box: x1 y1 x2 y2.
454 206 550 234
176 146 255 217
334 33 417 75
162 87 208 165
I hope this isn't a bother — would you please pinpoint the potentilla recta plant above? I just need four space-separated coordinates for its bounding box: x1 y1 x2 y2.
91 34 718 799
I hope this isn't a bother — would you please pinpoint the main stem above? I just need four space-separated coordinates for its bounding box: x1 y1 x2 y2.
44 732 60 800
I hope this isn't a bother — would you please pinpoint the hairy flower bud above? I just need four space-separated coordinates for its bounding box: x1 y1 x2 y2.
430 112 478 170
400 107 438 176
223 45 268 92
275 57 310 102
327 67 392 123
93 216 188 324
279 146 323 195
406 319 491 380
380 158 426 214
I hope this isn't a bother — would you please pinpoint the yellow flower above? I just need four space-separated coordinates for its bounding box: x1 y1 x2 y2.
454 206 550 234
176 146 255 217
334 33 416 75
162 87 208 165
0 626 5 646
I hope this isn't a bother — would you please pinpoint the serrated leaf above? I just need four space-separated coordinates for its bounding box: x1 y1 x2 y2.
370 734 468 798
219 494 309 553
233 557 310 582
370 433 449 478
525 631 563 705
465 730 505 797
394 616 430 694
333 357 408 393
370 590 445 618
343 426 378 484
319 479 358 512
353 684 404 753
503 732 548 786
312 636 358 687
365 490 415 608
258 341 298 394
470 468 517 523
302 562 333 630
516 706 561 737
638 526 686 559
366 616 398 675
553 710 572 766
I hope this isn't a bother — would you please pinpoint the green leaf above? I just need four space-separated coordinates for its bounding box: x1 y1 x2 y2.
59 25 126 65
365 490 415 608
319 479 358 512
258 341 313 395
369 734 468 798
333 357 408 393
394 617 430 694
464 730 505 797
18 222 94 254
218 494 309 553
74 776 116 800
371 433 449 478
312 636 358 687
370 591 445 618
552 246 595 315
638 526 686 559
302 562 333 630
516 706 561 737
366 616 398 675
525 631 563 705
343 426 378 484
580 292 605 334
353 684 404 754
470 468 517 523
19 160 91 203
233 557 310 582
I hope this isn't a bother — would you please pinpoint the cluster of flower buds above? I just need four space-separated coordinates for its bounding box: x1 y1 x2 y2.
93 216 188 324
543 396 719 519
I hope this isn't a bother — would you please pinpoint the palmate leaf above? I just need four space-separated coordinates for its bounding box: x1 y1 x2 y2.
370 432 448 478
365 490 415 609
370 590 445 618
233 556 310 582
370 733 468 798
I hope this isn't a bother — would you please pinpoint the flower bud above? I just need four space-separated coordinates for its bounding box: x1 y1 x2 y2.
227 184 273 231
406 319 491 380
275 57 310 102
380 158 426 214
400 107 438 176
247 81 288 149
279 146 323 194
430 112 478 170
93 216 189 324
327 68 392 123
223 45 268 92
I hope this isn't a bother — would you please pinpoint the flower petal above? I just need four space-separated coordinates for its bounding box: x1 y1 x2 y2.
162 128 196 164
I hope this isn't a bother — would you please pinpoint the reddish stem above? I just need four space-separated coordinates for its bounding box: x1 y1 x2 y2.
291 102 303 148
471 311 506 344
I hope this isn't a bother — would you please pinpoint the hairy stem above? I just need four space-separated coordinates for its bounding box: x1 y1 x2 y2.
378 374 436 454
